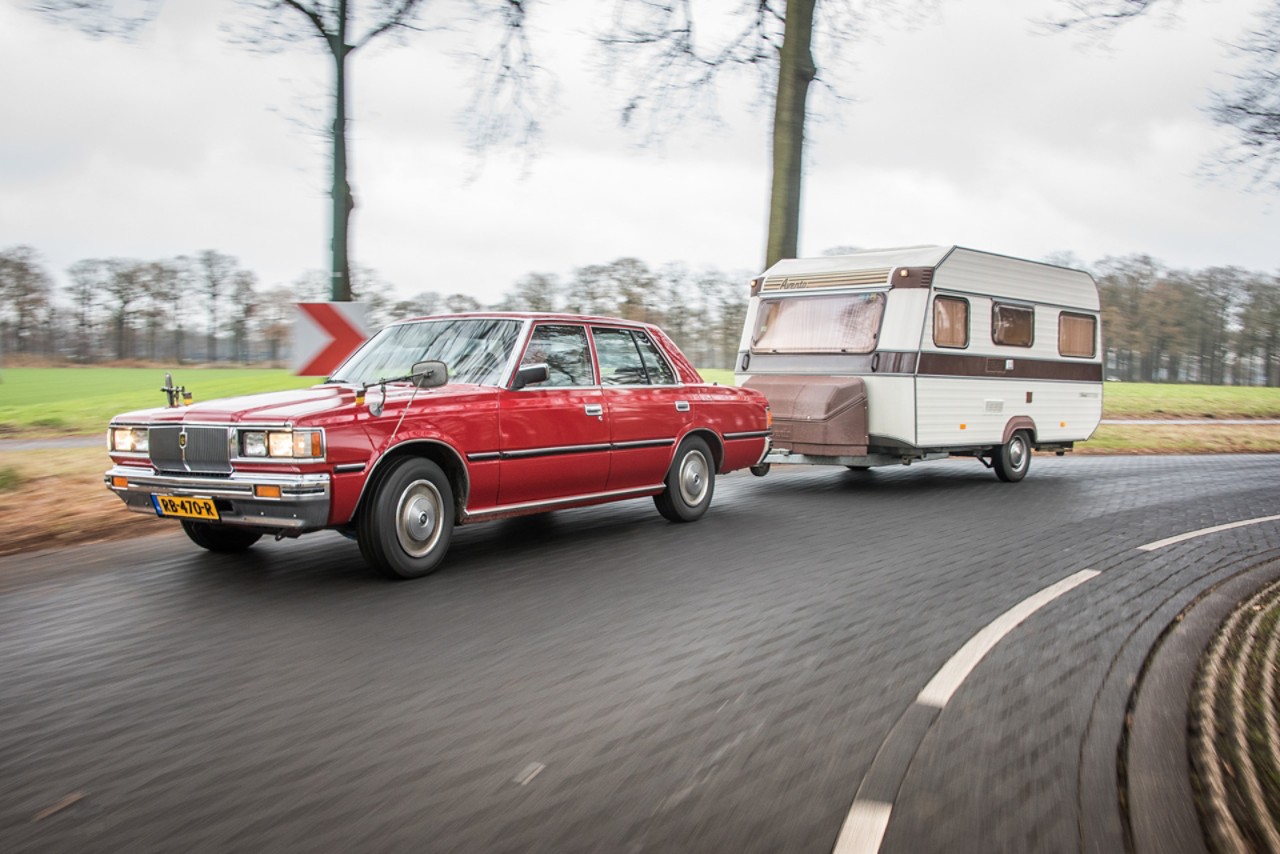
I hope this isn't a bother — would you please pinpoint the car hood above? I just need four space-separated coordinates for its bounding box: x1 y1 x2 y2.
111 385 359 425
112 383 500 425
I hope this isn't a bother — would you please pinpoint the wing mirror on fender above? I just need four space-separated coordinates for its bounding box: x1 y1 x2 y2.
512 363 549 390
411 360 448 389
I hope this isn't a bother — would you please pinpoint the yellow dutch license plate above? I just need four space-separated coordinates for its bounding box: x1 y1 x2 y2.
152 495 220 521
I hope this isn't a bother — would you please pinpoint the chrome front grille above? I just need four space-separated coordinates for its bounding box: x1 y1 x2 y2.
149 426 232 474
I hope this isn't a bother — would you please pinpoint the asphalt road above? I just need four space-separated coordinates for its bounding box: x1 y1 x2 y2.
3 454 1280 853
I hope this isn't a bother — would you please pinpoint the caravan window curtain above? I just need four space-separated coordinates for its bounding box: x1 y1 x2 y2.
751 292 885 354
1058 312 1097 358
933 296 969 348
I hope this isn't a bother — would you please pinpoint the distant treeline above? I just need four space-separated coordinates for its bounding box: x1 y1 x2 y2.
1 245 1277 384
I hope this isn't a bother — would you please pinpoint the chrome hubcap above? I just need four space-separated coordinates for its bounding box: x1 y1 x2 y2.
678 450 709 506
1009 437 1027 470
396 479 443 558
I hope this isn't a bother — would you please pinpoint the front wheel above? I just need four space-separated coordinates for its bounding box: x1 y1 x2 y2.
992 431 1032 483
358 457 455 579
654 436 715 523
180 520 262 553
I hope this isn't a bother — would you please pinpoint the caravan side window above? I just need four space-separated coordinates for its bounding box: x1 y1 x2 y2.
992 303 1034 348
751 292 884 354
1058 312 1097 358
933 296 969 348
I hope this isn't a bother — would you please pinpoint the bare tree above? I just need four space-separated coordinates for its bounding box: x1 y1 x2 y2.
228 269 260 362
601 1 932 268
0 246 53 355
255 286 296 364
66 258 106 362
498 273 560 311
103 259 146 360
33 0 548 301
197 250 241 362
1050 0 1280 188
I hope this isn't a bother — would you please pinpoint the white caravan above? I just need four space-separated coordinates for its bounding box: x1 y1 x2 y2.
736 245 1103 481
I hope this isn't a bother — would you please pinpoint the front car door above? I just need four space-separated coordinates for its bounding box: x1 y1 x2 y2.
498 323 610 506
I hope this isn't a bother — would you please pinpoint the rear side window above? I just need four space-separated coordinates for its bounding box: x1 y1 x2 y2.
521 324 594 387
633 331 677 384
932 296 969 348
992 303 1034 347
1059 312 1097 358
751 292 885 354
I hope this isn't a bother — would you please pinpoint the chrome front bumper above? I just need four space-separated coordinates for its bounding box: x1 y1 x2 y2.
105 465 331 530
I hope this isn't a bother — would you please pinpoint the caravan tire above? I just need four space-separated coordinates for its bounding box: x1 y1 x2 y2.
993 431 1031 483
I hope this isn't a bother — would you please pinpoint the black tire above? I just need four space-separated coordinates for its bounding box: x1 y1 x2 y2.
654 436 715 523
992 430 1032 483
180 520 262 553
358 457 455 579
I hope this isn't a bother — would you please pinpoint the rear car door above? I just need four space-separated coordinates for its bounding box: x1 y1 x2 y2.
498 323 610 506
591 326 691 492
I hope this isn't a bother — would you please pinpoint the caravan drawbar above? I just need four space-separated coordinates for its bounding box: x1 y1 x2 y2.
736 245 1103 481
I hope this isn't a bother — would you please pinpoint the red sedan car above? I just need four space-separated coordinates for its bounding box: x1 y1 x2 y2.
105 313 773 578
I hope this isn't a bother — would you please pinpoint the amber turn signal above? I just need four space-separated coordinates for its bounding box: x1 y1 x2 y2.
254 485 283 499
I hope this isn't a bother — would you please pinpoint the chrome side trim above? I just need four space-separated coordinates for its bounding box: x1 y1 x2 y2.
724 430 773 440
612 439 676 450
463 483 666 520
333 463 367 473
503 443 612 459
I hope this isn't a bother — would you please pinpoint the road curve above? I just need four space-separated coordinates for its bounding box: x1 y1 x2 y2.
2 454 1278 853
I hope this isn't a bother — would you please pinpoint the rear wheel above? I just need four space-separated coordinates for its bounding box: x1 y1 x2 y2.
992 431 1032 483
358 457 455 579
180 520 262 553
654 436 715 523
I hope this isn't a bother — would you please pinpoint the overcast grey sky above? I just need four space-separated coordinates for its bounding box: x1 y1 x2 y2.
1 0 1274 304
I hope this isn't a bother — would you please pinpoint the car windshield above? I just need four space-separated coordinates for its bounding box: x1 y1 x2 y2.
328 317 523 386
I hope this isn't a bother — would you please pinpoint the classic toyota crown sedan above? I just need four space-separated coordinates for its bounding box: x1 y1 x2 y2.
105 313 773 579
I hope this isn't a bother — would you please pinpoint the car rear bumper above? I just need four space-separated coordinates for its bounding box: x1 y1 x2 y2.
105 465 331 530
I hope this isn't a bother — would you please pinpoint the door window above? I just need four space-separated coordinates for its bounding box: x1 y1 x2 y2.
592 328 677 385
520 325 594 387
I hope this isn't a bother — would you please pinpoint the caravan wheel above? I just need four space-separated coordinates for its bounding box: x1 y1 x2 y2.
993 431 1031 483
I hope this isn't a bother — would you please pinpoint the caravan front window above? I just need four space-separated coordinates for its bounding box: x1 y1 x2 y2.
751 292 885 354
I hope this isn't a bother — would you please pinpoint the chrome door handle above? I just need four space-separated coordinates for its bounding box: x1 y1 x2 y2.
675 401 690 412
584 404 603 417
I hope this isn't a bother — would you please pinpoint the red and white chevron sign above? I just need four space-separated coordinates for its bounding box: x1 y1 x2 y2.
293 302 368 376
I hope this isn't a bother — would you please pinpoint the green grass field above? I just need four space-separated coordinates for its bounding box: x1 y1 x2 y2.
1 366 1279 438
0 368 317 437
1096 382 1280 419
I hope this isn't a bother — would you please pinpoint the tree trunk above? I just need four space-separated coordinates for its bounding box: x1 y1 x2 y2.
330 0 354 302
764 0 817 269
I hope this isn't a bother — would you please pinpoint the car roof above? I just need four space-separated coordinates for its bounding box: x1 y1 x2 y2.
387 312 662 329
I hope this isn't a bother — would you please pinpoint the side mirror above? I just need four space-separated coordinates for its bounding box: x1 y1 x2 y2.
512 363 549 390
411 360 448 389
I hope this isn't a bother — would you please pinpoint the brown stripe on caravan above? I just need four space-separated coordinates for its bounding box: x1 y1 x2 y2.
760 268 892 291
917 353 1103 382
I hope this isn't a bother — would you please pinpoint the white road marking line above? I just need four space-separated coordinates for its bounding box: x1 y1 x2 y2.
833 800 893 854
513 762 545 785
1138 514 1280 552
916 569 1100 709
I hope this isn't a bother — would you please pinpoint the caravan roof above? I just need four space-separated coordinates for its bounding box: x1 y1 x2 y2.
760 245 1099 312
